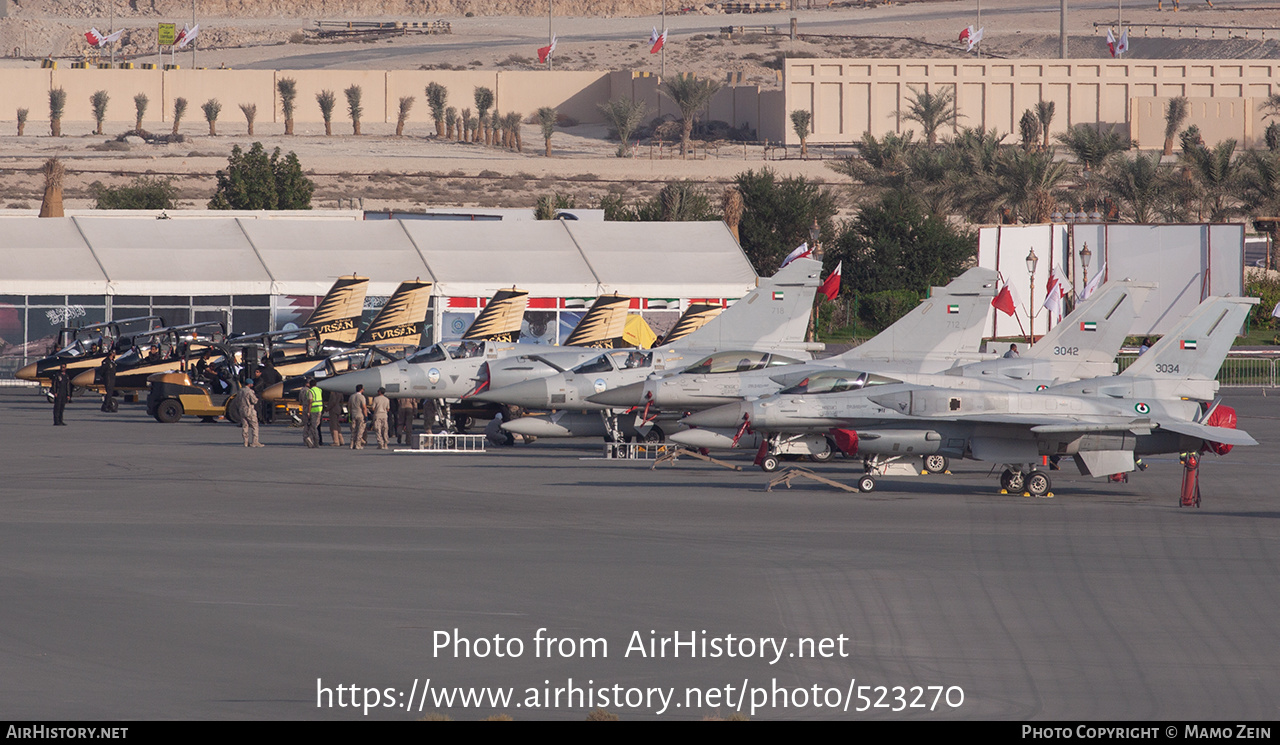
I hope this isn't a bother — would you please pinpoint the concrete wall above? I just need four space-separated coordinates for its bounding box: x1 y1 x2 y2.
1131 96 1265 150
784 58 1280 147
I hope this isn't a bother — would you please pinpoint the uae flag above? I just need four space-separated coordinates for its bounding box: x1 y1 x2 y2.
1181 340 1198 350
1080 321 1097 332
947 304 960 314
537 35 557 64
772 291 785 301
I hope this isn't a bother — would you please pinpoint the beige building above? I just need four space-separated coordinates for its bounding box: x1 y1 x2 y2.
784 58 1280 149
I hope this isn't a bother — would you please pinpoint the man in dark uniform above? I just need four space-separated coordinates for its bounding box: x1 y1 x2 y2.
51 363 72 425
99 350 118 412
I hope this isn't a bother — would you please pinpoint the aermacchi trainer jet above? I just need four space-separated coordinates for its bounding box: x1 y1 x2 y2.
473 258 826 441
683 295 1258 496
671 278 1153 461
15 315 164 390
258 278 435 401
71 321 229 393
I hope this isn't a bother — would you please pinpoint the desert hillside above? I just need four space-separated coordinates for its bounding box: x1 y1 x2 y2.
7 0 668 18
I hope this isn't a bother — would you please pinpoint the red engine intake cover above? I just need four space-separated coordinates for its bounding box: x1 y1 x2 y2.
829 428 859 456
1201 405 1237 456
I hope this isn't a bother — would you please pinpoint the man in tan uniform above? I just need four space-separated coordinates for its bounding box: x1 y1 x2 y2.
397 397 418 445
370 387 392 450
348 384 368 450
235 385 264 447
327 390 346 447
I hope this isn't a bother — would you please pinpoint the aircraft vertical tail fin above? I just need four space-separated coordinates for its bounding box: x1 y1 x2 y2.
837 266 998 363
357 279 434 347
564 293 632 348
1026 280 1154 378
463 287 529 342
305 275 369 344
1121 296 1259 381
671 257 822 352
657 302 724 346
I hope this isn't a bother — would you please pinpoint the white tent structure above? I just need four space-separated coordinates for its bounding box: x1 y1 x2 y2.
0 216 759 376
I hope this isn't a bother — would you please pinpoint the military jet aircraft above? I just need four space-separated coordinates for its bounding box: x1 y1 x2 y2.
682 295 1258 495
491 265 998 441
470 258 826 440
71 321 229 393
315 286 641 429
670 278 1152 463
15 315 164 390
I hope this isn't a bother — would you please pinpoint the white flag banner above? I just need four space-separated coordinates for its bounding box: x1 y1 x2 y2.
1078 262 1106 301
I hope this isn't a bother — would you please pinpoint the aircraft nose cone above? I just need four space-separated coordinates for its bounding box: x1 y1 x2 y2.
472 378 549 407
681 402 749 429
71 369 96 388
262 382 285 402
587 381 645 407
15 363 38 380
319 366 383 396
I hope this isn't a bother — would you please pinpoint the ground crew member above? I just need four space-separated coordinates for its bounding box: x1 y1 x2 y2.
235 385 263 447
51 363 72 426
1003 343 1020 358
397 397 418 445
99 350 118 412
349 384 368 450
327 390 346 447
370 387 392 450
299 377 323 448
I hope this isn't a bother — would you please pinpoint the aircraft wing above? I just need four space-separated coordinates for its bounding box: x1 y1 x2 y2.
1155 419 1258 447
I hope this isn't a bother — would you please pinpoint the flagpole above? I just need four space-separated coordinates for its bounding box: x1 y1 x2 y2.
661 0 666 77
975 0 981 59
1060 0 1068 59
548 0 553 71
109 0 115 67
191 0 196 68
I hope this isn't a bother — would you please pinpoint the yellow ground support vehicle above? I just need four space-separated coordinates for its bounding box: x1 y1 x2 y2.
146 371 242 424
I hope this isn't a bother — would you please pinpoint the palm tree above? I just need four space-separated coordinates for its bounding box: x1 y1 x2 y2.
990 148 1069 224
1180 139 1243 222
791 109 812 159
444 106 457 139
1163 96 1189 157
460 108 473 142
538 106 557 157
277 77 298 135
172 97 187 135
133 93 148 132
49 87 66 137
1056 124 1131 172
91 90 109 135
598 97 648 157
344 85 362 135
316 90 335 136
1099 150 1167 223
899 85 958 146
1035 99 1055 150
396 96 414 137
660 72 722 158
1242 150 1280 269
426 82 448 138
506 111 523 151
1018 109 1040 153
202 98 221 135
16 107 28 136
239 103 256 135
473 86 494 143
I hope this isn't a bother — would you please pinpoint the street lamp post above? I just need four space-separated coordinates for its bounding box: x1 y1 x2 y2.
1079 241 1092 287
1026 247 1039 343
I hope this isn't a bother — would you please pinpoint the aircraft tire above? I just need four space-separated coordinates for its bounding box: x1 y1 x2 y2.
759 455 780 473
857 475 876 493
1000 468 1025 492
810 440 834 462
643 426 665 443
923 454 949 474
155 398 183 424
1026 470 1051 497
224 400 241 425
